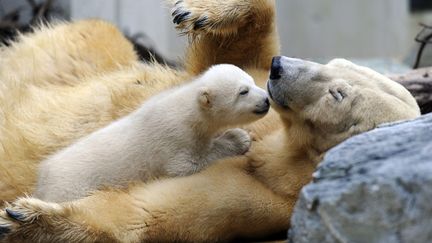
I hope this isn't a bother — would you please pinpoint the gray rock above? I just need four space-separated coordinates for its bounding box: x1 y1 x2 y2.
288 113 432 243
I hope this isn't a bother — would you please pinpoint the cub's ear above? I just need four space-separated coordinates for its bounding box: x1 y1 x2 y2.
198 88 212 109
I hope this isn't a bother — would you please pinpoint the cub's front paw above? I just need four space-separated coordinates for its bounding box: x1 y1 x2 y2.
222 128 252 155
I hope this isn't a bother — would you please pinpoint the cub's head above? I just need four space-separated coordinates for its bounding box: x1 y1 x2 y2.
197 64 270 126
267 56 420 152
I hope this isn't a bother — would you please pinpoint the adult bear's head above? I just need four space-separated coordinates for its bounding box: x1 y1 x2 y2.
267 56 420 153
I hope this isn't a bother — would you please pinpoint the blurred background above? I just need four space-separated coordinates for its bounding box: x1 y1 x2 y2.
1 0 432 72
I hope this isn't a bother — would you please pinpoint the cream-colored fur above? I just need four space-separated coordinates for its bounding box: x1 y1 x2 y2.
0 20 191 204
34 64 268 203
0 0 421 242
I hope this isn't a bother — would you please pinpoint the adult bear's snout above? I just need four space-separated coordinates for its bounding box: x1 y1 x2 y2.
270 56 309 83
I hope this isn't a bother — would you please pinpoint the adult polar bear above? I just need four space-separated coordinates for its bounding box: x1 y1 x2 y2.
0 0 420 242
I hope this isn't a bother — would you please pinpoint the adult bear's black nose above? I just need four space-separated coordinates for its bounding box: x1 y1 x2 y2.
270 56 282 80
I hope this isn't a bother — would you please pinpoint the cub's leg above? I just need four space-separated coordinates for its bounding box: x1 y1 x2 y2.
170 0 279 74
166 129 252 176
0 158 290 242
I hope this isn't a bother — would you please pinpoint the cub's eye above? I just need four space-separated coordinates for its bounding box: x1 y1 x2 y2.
239 90 249 95
329 89 345 102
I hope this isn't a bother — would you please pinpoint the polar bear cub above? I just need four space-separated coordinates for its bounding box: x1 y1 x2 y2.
34 64 270 202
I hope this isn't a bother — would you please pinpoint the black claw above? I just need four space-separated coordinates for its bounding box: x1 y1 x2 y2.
175 0 183 5
173 12 190 24
171 9 180 17
5 209 25 222
194 16 208 30
0 225 11 238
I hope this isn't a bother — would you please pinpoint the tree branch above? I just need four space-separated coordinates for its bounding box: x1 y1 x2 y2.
388 67 432 114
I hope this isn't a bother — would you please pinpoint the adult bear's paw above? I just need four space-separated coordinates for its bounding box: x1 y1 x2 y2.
0 197 118 242
172 0 209 34
171 0 250 35
0 198 65 241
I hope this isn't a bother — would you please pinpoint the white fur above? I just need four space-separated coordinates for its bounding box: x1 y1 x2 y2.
34 64 269 202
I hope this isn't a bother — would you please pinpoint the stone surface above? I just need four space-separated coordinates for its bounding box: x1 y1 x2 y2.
288 113 432 243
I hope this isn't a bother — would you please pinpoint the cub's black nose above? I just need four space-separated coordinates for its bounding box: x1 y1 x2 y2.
254 98 270 115
270 56 282 80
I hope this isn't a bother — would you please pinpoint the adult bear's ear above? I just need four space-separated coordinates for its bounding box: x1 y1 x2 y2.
198 88 212 109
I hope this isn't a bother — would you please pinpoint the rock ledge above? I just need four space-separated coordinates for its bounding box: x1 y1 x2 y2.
289 114 432 243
